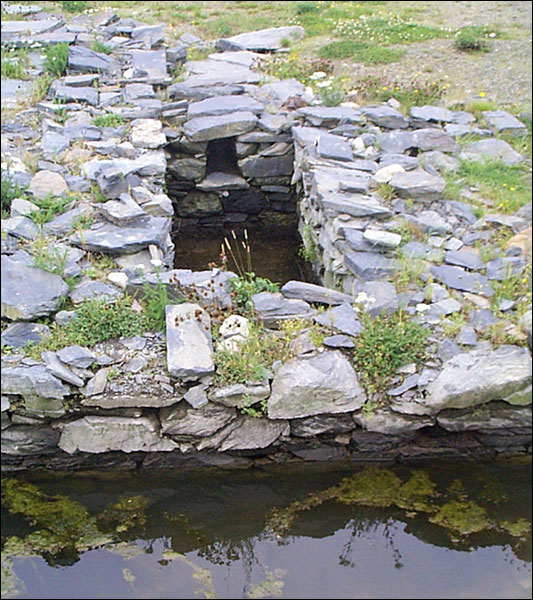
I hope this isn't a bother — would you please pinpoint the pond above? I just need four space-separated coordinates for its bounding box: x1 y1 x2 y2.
1 458 531 599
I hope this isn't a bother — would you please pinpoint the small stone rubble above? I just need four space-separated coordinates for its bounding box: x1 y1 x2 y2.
1 9 531 470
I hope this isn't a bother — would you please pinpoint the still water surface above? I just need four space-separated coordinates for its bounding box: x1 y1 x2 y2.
2 459 531 599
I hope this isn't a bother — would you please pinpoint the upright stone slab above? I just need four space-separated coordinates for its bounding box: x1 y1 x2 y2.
267 351 365 419
166 304 214 380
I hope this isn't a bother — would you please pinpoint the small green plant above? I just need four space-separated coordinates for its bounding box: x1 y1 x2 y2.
91 184 108 204
454 32 491 53
28 192 71 226
29 74 53 104
352 310 428 395
354 74 447 111
43 43 69 79
214 322 292 385
70 213 94 231
62 1 87 13
141 271 173 332
262 52 316 86
1 47 30 80
186 44 212 62
299 223 318 262
83 252 116 280
91 39 113 55
392 251 428 292
92 114 125 128
24 295 151 358
1 170 25 218
31 236 69 276
377 182 396 201
239 396 268 418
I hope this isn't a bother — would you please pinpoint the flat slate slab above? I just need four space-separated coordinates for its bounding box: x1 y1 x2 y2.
69 216 171 254
188 95 264 118
460 139 523 166
182 111 258 142
68 45 120 75
344 251 397 281
281 280 353 305
216 26 304 52
431 264 494 297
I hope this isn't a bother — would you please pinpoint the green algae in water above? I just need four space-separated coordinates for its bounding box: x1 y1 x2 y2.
98 494 148 534
396 470 439 513
429 500 492 535
500 518 531 538
332 466 402 507
1 477 111 555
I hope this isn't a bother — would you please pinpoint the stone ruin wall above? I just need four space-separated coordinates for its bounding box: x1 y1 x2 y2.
1 13 531 471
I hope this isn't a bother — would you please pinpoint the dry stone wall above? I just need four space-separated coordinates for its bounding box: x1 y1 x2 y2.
1 8 531 471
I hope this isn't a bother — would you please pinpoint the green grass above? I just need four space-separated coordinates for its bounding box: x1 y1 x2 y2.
43 43 69 79
1 48 30 80
319 40 404 64
352 310 428 395
92 114 125 128
28 193 72 226
450 159 531 214
91 39 113 55
454 32 491 53
333 15 449 45
24 295 153 358
1 170 25 218
62 1 87 12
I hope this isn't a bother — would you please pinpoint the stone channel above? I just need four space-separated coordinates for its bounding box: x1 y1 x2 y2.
1 7 531 471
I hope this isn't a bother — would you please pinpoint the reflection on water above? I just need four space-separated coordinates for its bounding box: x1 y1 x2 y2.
1 459 531 599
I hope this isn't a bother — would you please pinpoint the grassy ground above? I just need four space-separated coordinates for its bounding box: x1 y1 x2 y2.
2 1 531 110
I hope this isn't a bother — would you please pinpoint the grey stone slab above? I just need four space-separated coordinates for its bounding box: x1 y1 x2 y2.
323 334 355 349
216 25 304 52
168 82 245 101
70 216 171 254
187 94 263 118
41 130 70 157
444 123 492 138
456 326 478 346
69 280 122 304
429 297 463 315
0 78 32 105
56 345 96 368
2 425 60 456
1 322 50 349
444 248 483 270
319 193 392 219
316 133 354 162
377 130 415 153
430 264 494 297
297 106 361 127
166 303 214 380
160 402 237 437
58 415 178 453
208 382 270 409
482 110 527 135
389 169 445 200
425 345 531 413
354 406 433 434
460 139 523 166
361 105 409 129
290 413 355 437
378 152 419 170
267 351 365 419
129 49 168 82
54 85 98 106
344 251 396 281
131 24 164 48
42 350 84 387
314 302 362 336
218 416 289 451
437 338 462 362
2 364 70 401
411 128 459 153
1 18 61 35
182 111 258 142
486 257 526 280
410 105 455 123
1 255 69 320
98 196 146 226
363 229 401 249
251 292 314 328
1 216 39 241
437 401 531 432
281 280 352 305
239 155 293 178
68 45 120 74
353 281 399 317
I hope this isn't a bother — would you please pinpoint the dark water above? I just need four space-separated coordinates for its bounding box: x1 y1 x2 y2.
2 458 531 599
173 228 315 285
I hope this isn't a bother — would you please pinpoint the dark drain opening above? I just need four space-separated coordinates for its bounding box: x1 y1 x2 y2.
173 226 315 286
166 135 314 284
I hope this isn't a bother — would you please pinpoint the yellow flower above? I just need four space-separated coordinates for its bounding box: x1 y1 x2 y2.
382 86 388 91
479 91 486 97
510 186 516 191
414 89 419 93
